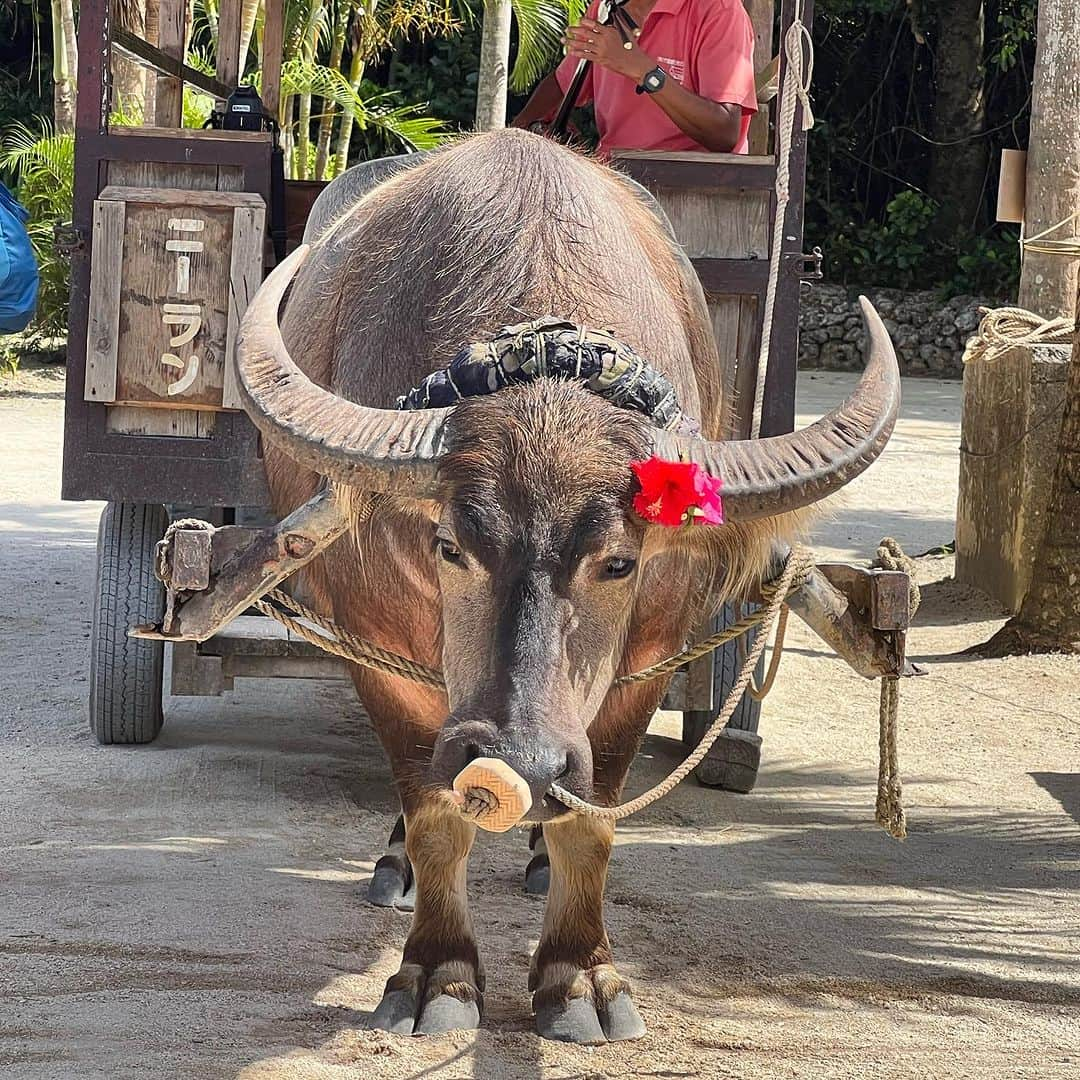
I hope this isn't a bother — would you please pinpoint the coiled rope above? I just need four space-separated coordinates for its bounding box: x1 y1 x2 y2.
961 210 1080 367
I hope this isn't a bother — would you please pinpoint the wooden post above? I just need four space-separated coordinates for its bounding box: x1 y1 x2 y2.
261 0 285 121
744 0 776 155
956 0 1080 611
153 0 185 126
216 0 244 99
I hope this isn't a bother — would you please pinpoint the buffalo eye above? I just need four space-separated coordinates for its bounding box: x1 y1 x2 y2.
603 556 636 580
438 539 463 565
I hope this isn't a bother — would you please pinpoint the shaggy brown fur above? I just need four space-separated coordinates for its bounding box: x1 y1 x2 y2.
265 129 804 1039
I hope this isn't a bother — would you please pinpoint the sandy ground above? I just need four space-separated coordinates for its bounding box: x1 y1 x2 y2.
0 370 1077 1080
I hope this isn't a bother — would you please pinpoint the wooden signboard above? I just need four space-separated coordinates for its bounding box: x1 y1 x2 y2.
85 185 266 412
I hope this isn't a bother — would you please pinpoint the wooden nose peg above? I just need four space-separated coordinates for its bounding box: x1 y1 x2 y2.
452 757 533 833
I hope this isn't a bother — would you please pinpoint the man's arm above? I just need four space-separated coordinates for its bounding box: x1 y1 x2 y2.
511 73 568 130
564 17 743 152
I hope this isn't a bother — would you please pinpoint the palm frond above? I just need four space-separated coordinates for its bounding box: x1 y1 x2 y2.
361 94 451 150
0 119 75 219
510 0 584 92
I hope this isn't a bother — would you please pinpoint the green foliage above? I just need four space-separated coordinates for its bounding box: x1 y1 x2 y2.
509 0 585 92
0 118 74 335
388 24 482 130
989 1 1036 71
826 190 1020 298
806 0 1035 298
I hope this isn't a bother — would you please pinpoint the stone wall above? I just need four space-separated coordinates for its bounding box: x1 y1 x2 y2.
799 284 994 379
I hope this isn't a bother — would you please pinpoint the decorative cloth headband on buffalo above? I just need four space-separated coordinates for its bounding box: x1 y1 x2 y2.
398 318 721 527
396 317 701 436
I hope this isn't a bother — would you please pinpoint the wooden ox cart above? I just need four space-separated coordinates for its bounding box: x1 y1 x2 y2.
64 0 909 796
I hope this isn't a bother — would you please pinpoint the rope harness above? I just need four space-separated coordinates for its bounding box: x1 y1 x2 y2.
158 523 909 839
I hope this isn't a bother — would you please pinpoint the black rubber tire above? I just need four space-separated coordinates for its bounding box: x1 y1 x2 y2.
683 602 764 792
89 502 168 745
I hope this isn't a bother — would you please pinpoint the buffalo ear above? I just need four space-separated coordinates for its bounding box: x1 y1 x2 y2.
649 510 815 618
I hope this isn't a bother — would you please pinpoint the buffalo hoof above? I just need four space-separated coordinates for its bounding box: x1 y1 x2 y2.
368 853 415 911
523 853 550 896
533 965 646 1044
368 964 482 1036
535 990 645 1044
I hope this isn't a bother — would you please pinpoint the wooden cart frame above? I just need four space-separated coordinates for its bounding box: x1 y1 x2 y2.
64 0 891 800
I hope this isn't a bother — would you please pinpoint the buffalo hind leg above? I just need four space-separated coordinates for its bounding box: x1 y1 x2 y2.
370 800 483 1034
524 825 550 895
529 814 645 1044
369 814 416 911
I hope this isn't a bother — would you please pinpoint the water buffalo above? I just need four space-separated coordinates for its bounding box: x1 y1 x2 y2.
235 128 898 1043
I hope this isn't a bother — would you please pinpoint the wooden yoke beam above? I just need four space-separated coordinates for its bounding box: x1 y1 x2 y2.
131 487 350 642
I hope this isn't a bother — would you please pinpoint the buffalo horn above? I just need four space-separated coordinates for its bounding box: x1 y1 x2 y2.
652 298 901 521
234 244 451 496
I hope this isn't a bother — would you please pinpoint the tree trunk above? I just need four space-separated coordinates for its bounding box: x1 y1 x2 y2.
927 0 987 233
955 0 1080 612
1018 1 1080 317
62 0 79 106
982 283 1080 655
294 0 325 181
475 0 512 131
238 0 261 77
51 0 76 133
315 5 346 180
333 18 367 177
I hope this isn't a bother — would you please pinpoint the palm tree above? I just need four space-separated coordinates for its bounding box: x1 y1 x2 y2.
475 0 584 130
50 0 78 132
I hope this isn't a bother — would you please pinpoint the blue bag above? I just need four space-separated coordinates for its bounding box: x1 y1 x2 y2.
0 182 39 333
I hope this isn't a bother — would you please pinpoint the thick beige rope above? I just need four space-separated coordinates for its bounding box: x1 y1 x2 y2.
962 211 1080 367
961 307 1076 367
869 537 918 840
244 550 814 692
750 0 814 439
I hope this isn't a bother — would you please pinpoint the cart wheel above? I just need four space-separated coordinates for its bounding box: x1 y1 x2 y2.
683 602 764 794
89 502 168 745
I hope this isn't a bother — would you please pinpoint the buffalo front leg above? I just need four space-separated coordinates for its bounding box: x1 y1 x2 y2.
370 800 483 1034
529 814 646 1044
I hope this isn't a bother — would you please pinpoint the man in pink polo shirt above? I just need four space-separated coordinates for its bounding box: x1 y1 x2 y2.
512 0 758 155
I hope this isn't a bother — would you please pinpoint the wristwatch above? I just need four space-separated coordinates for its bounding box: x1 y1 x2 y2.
635 67 667 95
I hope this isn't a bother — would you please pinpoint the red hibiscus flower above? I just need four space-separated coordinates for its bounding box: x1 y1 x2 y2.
630 457 724 527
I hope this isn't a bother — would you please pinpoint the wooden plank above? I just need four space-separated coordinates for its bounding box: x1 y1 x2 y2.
111 28 234 104
708 296 743 409
614 150 773 166
103 161 247 437
85 200 126 404
106 404 202 436
733 295 761 438
113 196 234 409
216 0 244 98
261 0 285 120
655 189 769 259
154 0 186 125
223 205 267 409
98 185 264 208
108 124 270 143
743 1 776 155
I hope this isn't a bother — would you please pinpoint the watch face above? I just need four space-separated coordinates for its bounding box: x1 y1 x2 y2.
645 70 664 91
